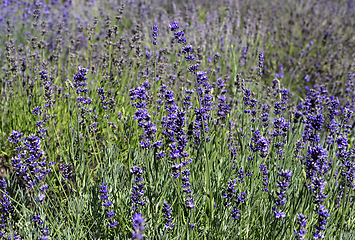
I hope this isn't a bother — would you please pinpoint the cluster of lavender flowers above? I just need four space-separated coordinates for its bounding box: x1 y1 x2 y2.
169 21 186 44
131 213 145 240
99 183 118 228
243 87 258 122
275 63 284 79
293 84 346 238
160 85 185 147
294 214 308 240
130 166 147 212
162 200 174 229
216 78 230 121
272 169 292 219
0 179 20 240
260 104 270 128
249 129 269 158
182 89 194 111
60 163 73 179
129 166 148 238
157 82 195 211
8 130 55 189
72 67 96 129
169 159 195 210
258 53 264 76
39 70 56 110
223 178 246 221
32 105 48 139
259 164 269 192
152 24 158 45
169 21 198 72
130 83 157 148
33 70 56 139
304 146 331 239
180 161 195 210
31 214 50 240
272 86 290 160
8 129 54 239
337 148 355 207
192 71 213 145
97 87 115 120
227 120 238 164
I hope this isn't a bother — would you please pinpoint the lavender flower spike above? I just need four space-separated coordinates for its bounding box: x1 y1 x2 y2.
132 213 145 239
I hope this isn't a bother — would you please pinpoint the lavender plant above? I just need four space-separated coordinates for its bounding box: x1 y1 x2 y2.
0 0 354 239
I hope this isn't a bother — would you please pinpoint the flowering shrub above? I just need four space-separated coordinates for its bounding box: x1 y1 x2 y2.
0 0 355 239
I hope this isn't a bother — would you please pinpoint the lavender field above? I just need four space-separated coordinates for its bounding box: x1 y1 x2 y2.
1 0 355 239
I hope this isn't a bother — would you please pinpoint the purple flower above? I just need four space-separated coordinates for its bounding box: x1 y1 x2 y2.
103 200 113 207
99 182 109 200
108 220 118 228
313 205 330 239
8 130 24 145
237 170 245 183
185 54 195 62
274 209 286 219
274 102 283 115
272 168 292 219
308 114 325 131
162 200 174 229
304 145 330 179
32 214 43 225
250 130 269 158
169 156 194 210
169 21 179 32
0 179 16 237
32 106 43 116
35 193 46 203
132 213 145 239
190 71 213 146
275 169 292 206
259 164 269 192
156 151 166 159
302 145 331 238
106 210 115 218
188 64 199 72
60 163 73 179
294 214 308 240
131 84 157 148
258 53 264 76
130 166 147 211
10 134 53 189
185 197 195 209
152 24 158 45
31 213 49 240
217 95 230 119
275 63 284 79
182 45 193 54
223 178 245 220
305 75 310 82
73 67 93 126
99 183 117 227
